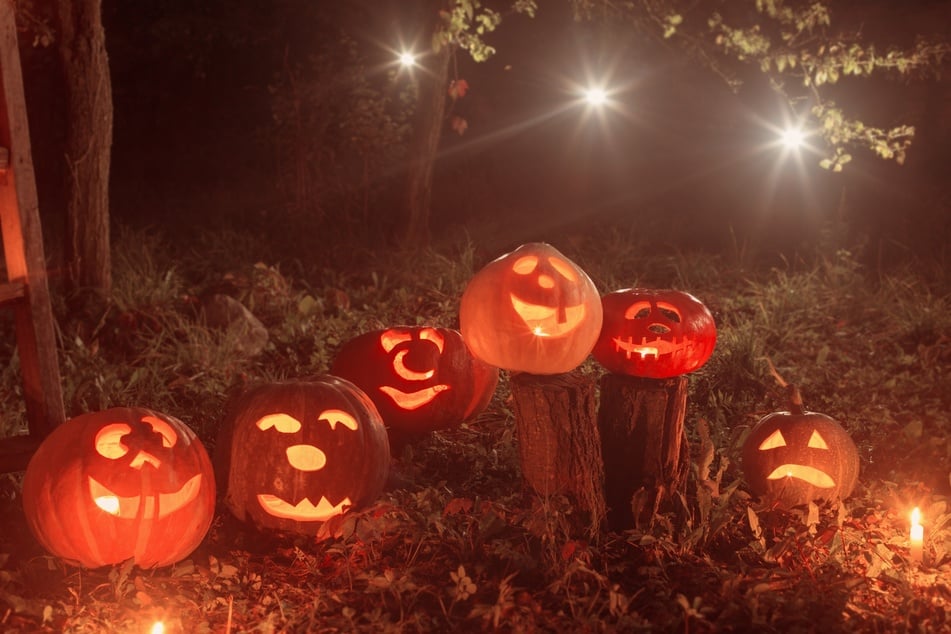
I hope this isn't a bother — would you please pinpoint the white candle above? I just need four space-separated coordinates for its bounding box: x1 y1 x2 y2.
910 507 923 564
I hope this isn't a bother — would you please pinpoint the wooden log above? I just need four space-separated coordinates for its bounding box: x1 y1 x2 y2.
510 371 605 535
598 373 689 531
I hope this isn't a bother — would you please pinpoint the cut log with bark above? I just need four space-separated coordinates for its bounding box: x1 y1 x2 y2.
598 373 689 530
510 371 605 536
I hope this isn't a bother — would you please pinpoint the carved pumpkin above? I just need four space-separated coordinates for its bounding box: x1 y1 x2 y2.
459 242 603 375
742 388 859 508
592 288 716 379
21 407 215 569
215 376 390 535
331 326 498 435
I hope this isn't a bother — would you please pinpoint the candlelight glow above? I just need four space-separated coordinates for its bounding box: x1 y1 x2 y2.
150 622 165 634
583 86 608 106
910 507 924 564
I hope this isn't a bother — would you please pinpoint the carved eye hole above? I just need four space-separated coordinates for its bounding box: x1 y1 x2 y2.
548 257 578 282
808 430 829 449
256 414 302 434
419 327 445 353
319 409 358 431
512 255 539 275
624 301 652 320
95 424 133 459
758 429 787 450
380 330 413 353
656 302 682 323
142 415 178 448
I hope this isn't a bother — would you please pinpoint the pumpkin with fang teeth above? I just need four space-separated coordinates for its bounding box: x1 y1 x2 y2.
331 326 498 436
215 376 390 535
459 242 603 375
21 407 216 569
592 288 716 378
742 390 859 508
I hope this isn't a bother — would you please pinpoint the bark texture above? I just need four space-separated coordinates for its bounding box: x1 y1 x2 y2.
511 371 605 535
400 1 451 248
57 0 113 294
598 373 689 530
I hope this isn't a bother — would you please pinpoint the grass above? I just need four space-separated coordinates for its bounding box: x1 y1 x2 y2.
1 221 950 632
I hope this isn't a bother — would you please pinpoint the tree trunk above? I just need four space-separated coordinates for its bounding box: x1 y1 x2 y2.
597 373 689 531
510 371 606 536
57 0 112 295
400 2 451 249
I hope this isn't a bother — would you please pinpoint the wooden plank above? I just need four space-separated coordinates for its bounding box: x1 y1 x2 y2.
0 0 65 460
0 277 24 304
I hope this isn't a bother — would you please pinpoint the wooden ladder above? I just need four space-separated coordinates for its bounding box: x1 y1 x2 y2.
0 0 65 473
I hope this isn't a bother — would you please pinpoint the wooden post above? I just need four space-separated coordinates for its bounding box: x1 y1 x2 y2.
597 373 689 531
510 371 605 535
0 0 66 473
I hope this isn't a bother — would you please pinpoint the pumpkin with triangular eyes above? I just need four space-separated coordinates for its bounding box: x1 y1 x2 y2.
21 407 215 569
215 376 390 535
742 405 859 508
592 288 716 378
331 326 498 435
460 242 603 375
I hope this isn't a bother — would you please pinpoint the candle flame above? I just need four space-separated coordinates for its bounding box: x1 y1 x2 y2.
911 507 921 527
150 622 165 634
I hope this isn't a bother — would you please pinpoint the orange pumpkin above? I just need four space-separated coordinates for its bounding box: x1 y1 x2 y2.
331 326 498 435
592 288 716 378
742 389 859 508
459 242 603 375
21 407 215 568
215 376 390 535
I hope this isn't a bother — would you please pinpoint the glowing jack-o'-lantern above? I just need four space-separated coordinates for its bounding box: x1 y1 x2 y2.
21 407 215 569
459 242 603 375
215 376 390 535
742 391 859 508
331 326 498 435
592 288 716 379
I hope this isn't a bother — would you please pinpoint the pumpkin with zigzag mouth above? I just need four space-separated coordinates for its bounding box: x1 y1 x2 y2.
215 376 390 535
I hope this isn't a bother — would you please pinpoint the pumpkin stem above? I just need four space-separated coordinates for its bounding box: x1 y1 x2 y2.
787 384 805 415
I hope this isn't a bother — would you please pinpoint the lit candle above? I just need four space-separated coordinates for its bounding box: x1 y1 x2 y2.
909 507 923 565
150 621 165 634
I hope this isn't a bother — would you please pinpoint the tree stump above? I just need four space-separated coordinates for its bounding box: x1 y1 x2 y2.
598 373 689 530
510 371 605 535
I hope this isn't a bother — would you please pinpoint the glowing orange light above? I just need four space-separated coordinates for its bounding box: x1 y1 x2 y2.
150 622 165 634
910 507 923 564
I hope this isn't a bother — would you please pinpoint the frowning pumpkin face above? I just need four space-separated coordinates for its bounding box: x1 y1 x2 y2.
216 377 390 535
460 242 603 375
742 409 859 508
22 408 216 569
331 326 498 436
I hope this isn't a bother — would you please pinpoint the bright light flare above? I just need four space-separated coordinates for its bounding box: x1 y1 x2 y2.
397 51 417 68
583 86 609 106
779 126 806 149
150 622 165 634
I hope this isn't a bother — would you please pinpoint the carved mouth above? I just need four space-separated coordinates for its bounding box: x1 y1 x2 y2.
510 296 586 337
256 494 352 521
379 385 450 410
612 335 689 359
90 473 203 519
766 465 835 488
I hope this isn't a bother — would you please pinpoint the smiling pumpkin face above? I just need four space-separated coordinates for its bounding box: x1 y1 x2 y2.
742 410 859 508
22 408 216 569
216 377 390 535
331 326 499 436
460 242 603 375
